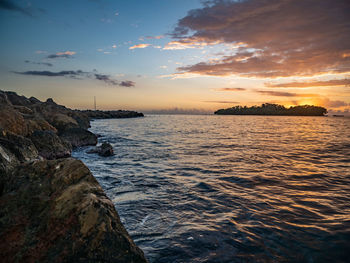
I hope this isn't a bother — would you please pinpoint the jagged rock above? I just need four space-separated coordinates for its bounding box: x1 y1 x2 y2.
69 111 91 130
0 106 27 136
0 158 148 263
13 105 33 115
29 96 41 104
30 130 72 160
5 91 32 106
87 142 114 157
25 117 57 135
46 113 79 133
0 91 11 105
0 131 38 163
60 128 97 148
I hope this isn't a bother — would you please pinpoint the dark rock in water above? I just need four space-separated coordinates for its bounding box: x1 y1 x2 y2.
0 158 148 263
87 142 114 157
30 130 72 159
60 127 97 148
82 109 144 119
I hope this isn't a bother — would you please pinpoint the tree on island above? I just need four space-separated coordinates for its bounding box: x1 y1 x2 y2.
214 103 327 116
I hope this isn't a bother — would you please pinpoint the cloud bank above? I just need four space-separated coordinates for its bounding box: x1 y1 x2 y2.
266 79 350 88
172 0 350 78
14 70 135 87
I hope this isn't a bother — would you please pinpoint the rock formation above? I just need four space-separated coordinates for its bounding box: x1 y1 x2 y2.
0 90 148 262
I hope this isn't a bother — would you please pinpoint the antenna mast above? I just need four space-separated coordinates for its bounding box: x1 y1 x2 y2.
94 96 96 110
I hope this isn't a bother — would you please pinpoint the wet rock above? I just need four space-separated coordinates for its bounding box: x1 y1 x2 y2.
0 158 148 263
60 128 97 148
30 130 72 159
87 142 114 157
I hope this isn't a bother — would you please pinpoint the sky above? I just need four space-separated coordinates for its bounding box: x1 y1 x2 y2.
0 0 350 113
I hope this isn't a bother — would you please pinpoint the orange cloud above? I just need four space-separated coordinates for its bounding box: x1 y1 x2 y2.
255 90 318 97
216 87 246 91
172 0 350 78
266 79 350 88
129 44 151 50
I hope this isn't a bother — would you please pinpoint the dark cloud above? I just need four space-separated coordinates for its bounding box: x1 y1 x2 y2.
0 0 32 16
216 87 246 91
14 70 83 77
256 90 318 97
266 79 350 88
13 70 135 87
173 0 350 78
120 80 135 87
94 74 119 85
47 54 71 59
24 60 53 67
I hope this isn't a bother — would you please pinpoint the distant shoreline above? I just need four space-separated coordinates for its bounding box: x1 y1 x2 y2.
215 103 328 116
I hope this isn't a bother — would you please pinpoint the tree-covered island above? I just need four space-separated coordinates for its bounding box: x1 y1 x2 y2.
214 103 327 116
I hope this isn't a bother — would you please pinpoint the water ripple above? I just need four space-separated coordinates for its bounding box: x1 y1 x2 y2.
73 115 350 263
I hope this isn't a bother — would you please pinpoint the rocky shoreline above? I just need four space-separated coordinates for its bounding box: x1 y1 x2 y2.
0 90 148 262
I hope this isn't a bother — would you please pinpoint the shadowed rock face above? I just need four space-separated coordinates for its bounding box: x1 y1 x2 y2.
0 158 147 263
30 130 72 159
60 128 98 148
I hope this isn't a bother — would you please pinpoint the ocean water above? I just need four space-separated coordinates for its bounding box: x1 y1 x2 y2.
73 115 350 263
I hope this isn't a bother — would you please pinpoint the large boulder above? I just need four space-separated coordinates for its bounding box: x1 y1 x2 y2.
0 158 148 263
30 130 72 160
25 117 57 135
46 113 79 133
60 128 97 148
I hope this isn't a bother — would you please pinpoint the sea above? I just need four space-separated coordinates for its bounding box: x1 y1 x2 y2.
72 115 350 263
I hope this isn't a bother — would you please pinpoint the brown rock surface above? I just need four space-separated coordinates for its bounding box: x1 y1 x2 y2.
0 158 148 263
0 89 148 262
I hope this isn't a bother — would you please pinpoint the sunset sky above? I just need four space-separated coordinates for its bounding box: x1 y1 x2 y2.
1 0 349 113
